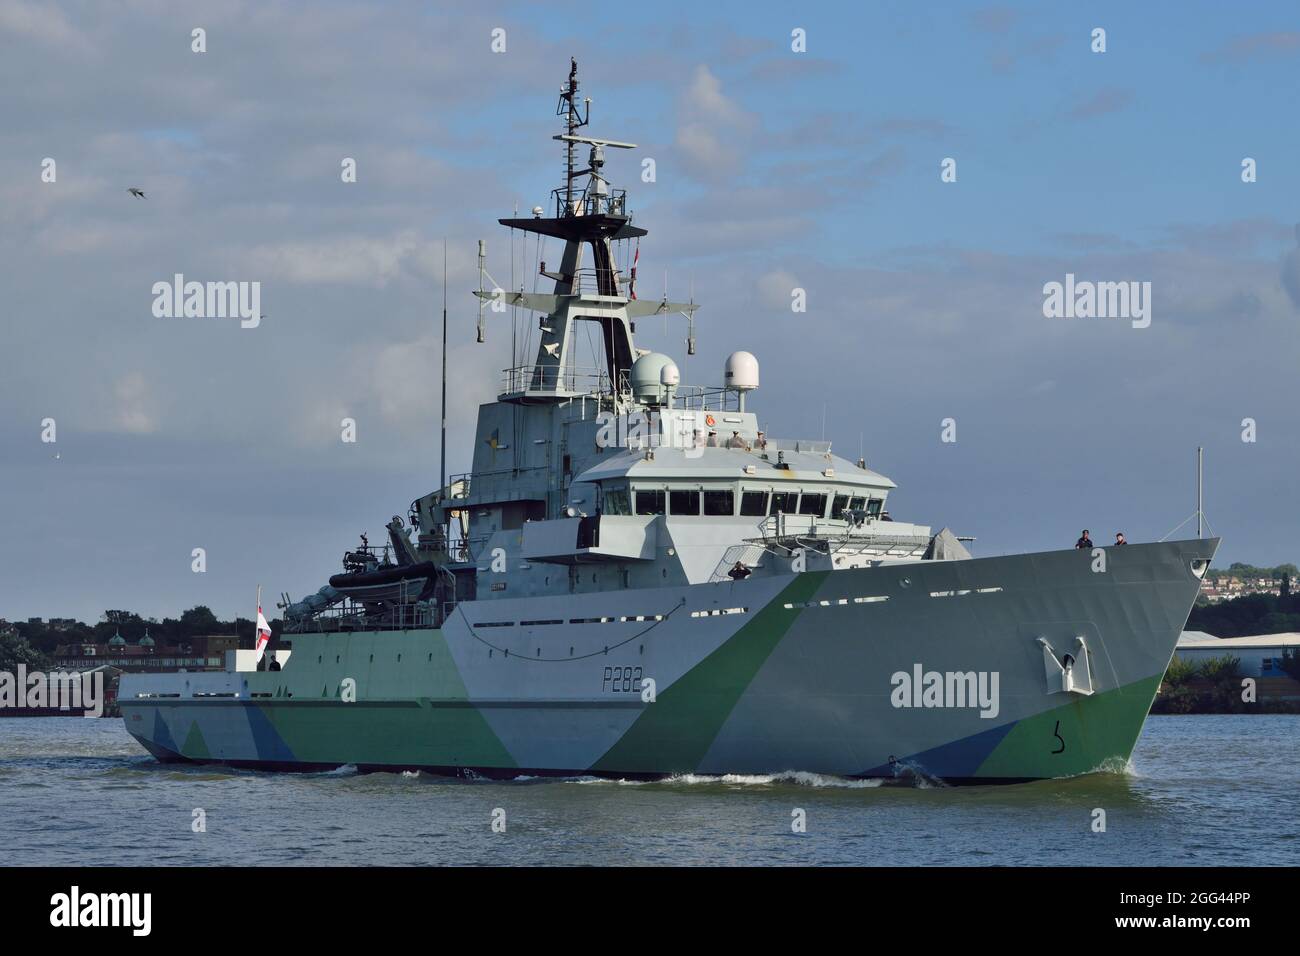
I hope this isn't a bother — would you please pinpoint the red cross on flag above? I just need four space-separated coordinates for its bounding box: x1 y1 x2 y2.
254 585 272 663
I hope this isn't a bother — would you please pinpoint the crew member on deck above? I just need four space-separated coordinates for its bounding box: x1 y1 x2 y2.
1075 530 1094 549
728 561 752 581
1114 532 1127 546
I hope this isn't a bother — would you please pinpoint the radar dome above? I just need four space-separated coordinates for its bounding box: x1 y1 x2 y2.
659 361 680 387
630 353 676 405
725 351 759 391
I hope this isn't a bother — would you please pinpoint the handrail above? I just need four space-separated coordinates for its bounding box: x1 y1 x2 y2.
551 184 629 220
500 364 611 395
283 601 441 633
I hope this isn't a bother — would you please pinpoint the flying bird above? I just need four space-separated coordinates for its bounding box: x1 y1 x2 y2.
127 187 146 198
542 342 560 358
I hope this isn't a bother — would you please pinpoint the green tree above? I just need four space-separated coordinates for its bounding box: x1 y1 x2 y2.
1199 654 1240 682
1163 656 1199 687
0 633 53 671
177 606 220 638
1196 654 1243 712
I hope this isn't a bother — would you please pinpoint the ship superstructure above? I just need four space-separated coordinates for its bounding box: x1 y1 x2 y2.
121 63 1217 784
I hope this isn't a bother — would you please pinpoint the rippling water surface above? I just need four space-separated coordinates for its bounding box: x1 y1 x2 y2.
1 715 1296 866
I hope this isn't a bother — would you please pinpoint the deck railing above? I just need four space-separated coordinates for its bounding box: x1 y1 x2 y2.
283 602 442 633
500 364 611 396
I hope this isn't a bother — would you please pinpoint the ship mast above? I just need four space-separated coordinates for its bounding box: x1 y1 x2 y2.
475 60 698 404
560 57 587 215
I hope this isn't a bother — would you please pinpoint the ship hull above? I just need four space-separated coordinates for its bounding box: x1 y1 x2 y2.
120 539 1216 783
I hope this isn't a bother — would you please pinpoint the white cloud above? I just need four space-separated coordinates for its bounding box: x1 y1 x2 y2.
110 371 157 434
674 66 756 182
0 0 93 53
243 231 432 286
757 269 801 310
1281 245 1300 311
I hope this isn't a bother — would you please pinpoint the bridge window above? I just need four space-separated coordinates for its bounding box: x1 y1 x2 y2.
634 489 665 515
849 496 866 511
604 487 631 516
703 489 735 516
831 494 850 519
866 498 884 517
740 490 768 516
669 490 701 515
799 493 827 517
770 491 798 515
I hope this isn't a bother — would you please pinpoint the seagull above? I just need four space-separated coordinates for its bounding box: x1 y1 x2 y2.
542 342 560 358
127 187 146 198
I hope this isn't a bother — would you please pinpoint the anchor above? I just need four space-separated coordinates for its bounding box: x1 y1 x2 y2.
1036 635 1095 696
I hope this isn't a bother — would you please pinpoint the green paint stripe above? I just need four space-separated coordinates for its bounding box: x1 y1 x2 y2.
181 720 210 759
253 629 515 767
259 699 519 768
975 673 1163 778
592 572 828 774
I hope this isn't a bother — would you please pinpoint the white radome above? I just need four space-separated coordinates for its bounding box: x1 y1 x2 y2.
725 350 759 391
630 352 676 403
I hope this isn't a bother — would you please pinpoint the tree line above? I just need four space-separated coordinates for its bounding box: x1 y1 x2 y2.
1188 573 1300 637
1 606 275 671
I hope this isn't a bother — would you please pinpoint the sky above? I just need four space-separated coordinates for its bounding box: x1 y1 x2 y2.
1 0 1298 624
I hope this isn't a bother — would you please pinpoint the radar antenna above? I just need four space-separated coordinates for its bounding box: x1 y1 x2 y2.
474 60 698 401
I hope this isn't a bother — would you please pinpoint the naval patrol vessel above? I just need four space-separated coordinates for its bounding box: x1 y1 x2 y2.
121 62 1217 783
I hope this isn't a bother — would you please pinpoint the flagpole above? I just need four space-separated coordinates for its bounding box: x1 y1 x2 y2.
441 240 448 502
256 583 263 665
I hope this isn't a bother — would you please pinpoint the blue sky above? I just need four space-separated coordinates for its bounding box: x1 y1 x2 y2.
499 1 1300 257
1 0 1297 623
